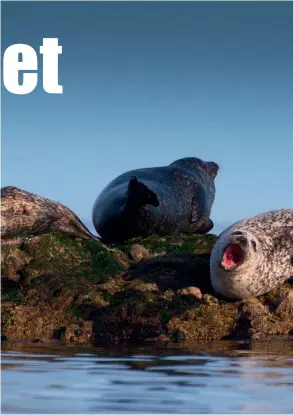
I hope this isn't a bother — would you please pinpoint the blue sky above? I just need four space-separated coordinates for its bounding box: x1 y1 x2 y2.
2 1 293 235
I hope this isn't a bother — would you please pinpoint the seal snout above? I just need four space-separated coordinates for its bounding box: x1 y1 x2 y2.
220 243 244 271
206 161 219 179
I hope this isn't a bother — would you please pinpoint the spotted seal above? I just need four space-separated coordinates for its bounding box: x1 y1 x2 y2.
92 157 219 243
1 186 101 244
210 209 293 299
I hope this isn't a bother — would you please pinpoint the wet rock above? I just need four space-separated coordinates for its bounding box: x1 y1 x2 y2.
234 298 273 339
177 286 203 301
170 329 187 343
64 322 93 343
1 245 32 282
144 334 170 345
31 338 43 343
128 244 151 261
126 280 159 293
202 294 219 305
275 291 293 319
125 253 213 292
1 233 125 285
168 301 237 341
1 231 293 345
233 296 293 340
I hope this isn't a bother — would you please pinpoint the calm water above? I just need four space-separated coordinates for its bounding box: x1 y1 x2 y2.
1 340 293 414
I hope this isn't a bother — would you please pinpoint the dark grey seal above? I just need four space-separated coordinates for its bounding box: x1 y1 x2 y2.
1 186 101 244
210 209 293 299
92 157 219 243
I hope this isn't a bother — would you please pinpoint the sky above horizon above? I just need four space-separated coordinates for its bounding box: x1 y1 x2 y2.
2 1 293 236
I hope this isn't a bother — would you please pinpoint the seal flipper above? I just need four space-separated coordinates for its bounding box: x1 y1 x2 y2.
190 194 213 233
126 177 159 208
190 206 213 233
195 215 214 234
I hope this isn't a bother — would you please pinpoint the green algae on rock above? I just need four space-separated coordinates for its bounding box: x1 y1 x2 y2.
1 232 293 345
1 233 125 284
115 233 217 256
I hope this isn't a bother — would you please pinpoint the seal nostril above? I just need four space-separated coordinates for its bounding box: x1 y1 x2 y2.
230 231 248 248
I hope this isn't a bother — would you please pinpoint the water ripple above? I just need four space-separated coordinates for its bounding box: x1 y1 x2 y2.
1 340 293 414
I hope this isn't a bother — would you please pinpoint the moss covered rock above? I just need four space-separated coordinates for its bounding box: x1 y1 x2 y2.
1 234 125 284
1 232 293 345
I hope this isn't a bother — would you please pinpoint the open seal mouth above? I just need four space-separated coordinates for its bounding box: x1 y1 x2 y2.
220 243 244 271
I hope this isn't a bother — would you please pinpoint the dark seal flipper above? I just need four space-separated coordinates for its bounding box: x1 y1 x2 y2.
195 216 214 234
126 177 160 209
190 194 214 233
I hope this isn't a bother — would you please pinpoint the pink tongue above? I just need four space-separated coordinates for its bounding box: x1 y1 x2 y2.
222 243 244 269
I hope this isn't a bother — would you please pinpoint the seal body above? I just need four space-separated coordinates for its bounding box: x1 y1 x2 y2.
92 157 219 243
210 209 293 299
1 186 101 243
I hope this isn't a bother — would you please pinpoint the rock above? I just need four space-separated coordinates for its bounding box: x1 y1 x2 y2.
144 334 170 345
129 244 151 261
275 291 293 319
202 294 219 305
177 286 203 301
233 296 293 339
234 298 273 339
1 231 293 345
126 280 159 293
63 322 93 343
167 301 237 342
124 253 213 291
31 338 43 343
1 233 125 286
1 247 32 282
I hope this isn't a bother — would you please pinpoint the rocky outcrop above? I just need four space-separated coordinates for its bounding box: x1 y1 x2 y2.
1 233 293 345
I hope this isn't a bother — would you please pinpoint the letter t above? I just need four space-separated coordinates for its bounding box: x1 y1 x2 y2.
40 38 63 94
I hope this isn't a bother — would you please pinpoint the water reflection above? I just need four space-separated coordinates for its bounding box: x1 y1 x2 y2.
1 340 293 414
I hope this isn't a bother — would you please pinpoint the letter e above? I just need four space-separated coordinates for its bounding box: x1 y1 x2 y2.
3 44 38 95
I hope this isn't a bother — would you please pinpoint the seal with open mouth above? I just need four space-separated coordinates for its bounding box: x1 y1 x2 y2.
210 209 293 299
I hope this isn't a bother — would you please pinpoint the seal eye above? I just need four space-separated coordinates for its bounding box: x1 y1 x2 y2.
251 240 257 251
231 231 243 236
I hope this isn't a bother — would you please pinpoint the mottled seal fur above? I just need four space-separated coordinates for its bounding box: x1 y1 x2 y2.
210 209 293 299
1 186 101 244
92 157 219 243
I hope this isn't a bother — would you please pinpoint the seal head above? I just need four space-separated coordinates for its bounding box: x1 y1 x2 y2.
211 229 262 299
170 157 219 180
210 209 293 300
